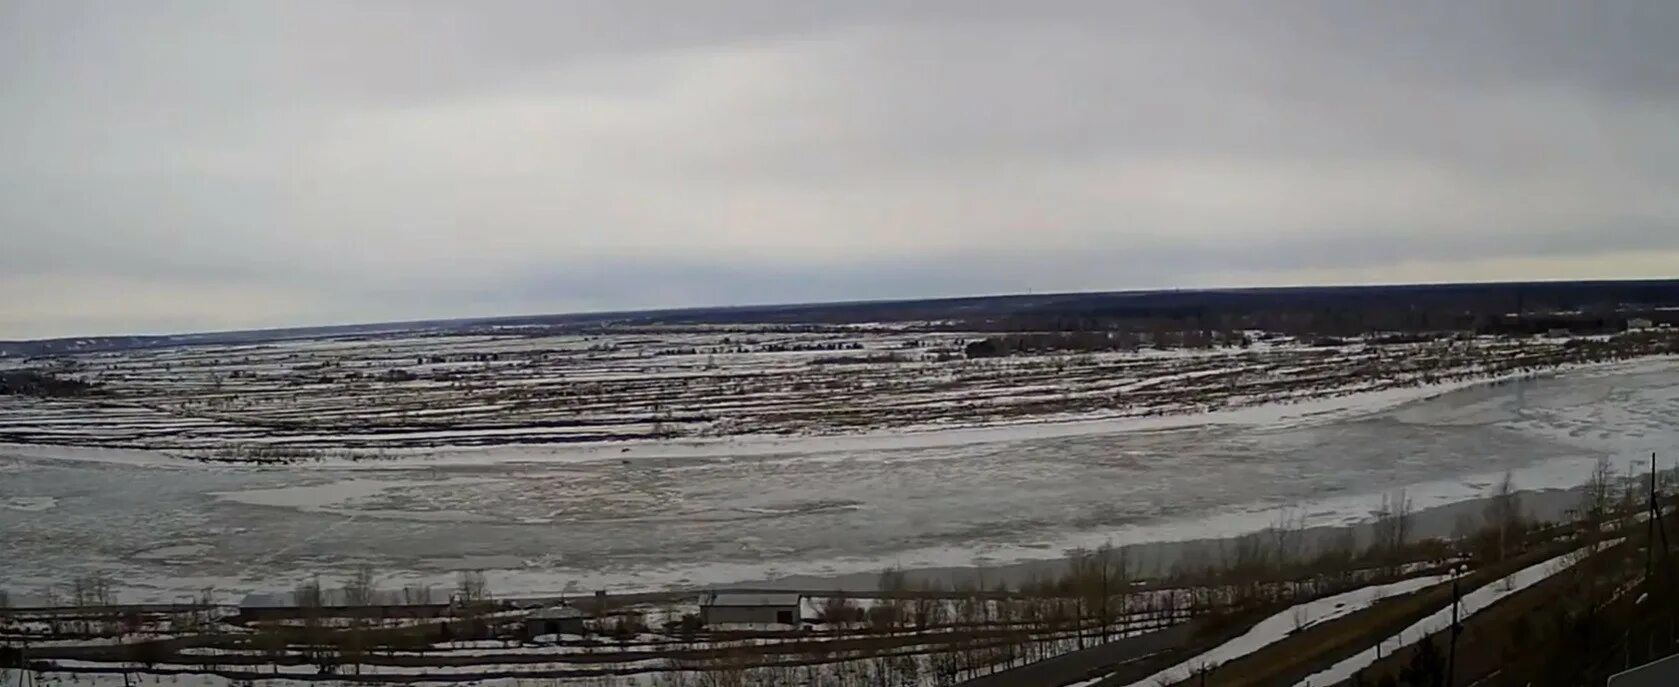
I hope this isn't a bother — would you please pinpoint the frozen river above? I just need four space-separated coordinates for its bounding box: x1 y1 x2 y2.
2 360 1675 602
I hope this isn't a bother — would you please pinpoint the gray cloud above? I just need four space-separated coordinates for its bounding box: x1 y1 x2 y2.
3 1 1677 338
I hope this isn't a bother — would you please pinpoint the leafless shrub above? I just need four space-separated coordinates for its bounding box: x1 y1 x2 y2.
1581 457 1615 550
1372 489 1413 569
912 580 946 628
818 595 859 627
1482 471 1524 563
873 567 909 631
68 571 115 608
290 576 330 665
401 583 434 606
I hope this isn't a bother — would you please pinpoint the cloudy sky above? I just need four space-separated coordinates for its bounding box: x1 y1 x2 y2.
4 1 1676 338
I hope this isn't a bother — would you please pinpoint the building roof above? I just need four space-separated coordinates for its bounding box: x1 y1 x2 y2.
0 592 56 610
528 605 585 620
702 592 801 607
238 589 444 609
1608 654 1679 687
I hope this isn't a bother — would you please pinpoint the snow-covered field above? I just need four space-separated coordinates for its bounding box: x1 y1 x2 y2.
2 345 1674 604
0 328 1640 452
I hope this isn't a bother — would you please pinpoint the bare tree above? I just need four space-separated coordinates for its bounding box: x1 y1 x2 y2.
455 570 490 605
1086 544 1128 642
875 567 910 630
930 647 961 686
1372 489 1413 568
69 571 115 608
1582 457 1615 548
401 583 434 606
1304 527 1358 595
1111 546 1132 638
292 575 327 663
1482 471 1523 563
1270 506 1306 570
453 570 492 641
1062 548 1092 648
63 572 116 633
819 595 858 627
912 580 945 629
295 576 325 609
1226 532 1274 606
252 621 287 674
194 587 217 636
337 626 368 676
341 564 378 608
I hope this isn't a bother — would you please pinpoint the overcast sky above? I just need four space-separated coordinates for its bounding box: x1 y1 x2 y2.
4 1 1677 338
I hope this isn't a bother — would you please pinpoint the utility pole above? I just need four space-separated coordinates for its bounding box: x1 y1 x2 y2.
1655 453 1672 561
1447 565 1461 687
1650 453 1660 580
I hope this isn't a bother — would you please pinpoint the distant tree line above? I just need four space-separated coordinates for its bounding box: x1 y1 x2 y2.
963 330 1253 357
0 370 102 397
617 280 1679 333
958 303 1676 339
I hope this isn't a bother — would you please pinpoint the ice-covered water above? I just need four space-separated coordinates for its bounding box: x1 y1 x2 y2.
1 362 1675 602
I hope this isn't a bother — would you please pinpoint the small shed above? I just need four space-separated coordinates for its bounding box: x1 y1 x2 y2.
526 605 586 637
699 592 801 626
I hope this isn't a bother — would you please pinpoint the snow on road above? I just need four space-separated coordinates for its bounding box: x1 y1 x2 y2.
1111 573 1453 686
1292 544 1616 686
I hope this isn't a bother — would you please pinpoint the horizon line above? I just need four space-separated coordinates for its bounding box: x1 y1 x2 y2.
7 275 1676 345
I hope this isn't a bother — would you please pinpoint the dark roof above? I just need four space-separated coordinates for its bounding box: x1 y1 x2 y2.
0 592 55 609
238 589 444 609
702 592 801 607
528 605 585 620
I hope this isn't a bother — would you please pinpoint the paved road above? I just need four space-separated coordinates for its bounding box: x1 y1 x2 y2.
956 623 1196 687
